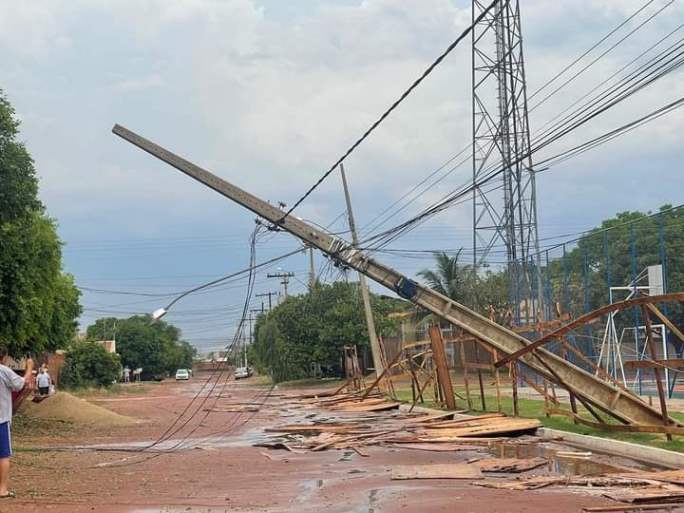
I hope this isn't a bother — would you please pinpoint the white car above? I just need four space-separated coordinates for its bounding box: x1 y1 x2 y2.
175 369 190 380
234 367 252 379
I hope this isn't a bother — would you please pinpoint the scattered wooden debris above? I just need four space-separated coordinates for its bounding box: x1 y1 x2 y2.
394 443 485 452
583 504 678 512
391 463 483 480
603 488 684 505
253 441 305 453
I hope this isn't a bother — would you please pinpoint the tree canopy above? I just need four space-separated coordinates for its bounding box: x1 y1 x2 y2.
86 316 196 378
0 90 81 355
61 340 122 389
250 281 405 382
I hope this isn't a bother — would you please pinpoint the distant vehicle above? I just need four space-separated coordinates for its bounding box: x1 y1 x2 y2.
175 369 190 380
234 367 252 380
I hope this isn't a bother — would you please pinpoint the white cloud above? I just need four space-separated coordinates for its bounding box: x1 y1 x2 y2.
2 0 683 341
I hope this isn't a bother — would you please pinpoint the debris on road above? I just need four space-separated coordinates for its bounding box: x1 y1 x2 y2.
391 463 483 480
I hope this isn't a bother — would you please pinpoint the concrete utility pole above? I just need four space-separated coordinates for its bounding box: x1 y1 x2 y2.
267 272 294 301
339 163 385 377
256 291 277 311
113 124 673 427
308 247 316 290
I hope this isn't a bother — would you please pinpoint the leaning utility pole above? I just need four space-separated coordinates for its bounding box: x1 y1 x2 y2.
340 163 385 376
267 271 294 300
113 124 672 427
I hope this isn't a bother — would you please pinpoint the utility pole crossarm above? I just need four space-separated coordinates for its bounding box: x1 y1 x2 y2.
112 123 673 426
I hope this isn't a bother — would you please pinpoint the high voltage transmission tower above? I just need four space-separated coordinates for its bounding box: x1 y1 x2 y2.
471 0 543 326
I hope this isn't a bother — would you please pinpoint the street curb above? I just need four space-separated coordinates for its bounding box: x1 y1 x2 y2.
538 427 684 469
399 403 684 469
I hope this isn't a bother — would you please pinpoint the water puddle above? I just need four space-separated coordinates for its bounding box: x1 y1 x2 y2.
487 441 655 476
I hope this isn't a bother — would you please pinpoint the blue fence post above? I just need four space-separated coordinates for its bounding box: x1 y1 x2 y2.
630 224 642 395
582 244 592 360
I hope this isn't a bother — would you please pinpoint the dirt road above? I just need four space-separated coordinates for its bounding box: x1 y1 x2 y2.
2 376 669 513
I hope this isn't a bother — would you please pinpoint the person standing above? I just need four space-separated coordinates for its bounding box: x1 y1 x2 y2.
37 368 50 396
0 348 33 499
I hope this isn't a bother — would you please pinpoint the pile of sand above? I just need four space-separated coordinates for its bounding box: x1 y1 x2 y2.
19 392 134 427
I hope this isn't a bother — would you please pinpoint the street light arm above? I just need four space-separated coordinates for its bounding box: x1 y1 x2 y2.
150 248 305 320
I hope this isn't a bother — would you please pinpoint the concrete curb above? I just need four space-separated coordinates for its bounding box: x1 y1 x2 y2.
398 403 684 469
538 427 684 469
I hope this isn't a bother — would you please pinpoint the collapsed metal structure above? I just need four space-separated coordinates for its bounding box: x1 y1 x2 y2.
113 124 677 431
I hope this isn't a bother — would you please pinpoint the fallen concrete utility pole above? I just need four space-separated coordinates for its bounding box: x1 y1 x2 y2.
112 124 674 427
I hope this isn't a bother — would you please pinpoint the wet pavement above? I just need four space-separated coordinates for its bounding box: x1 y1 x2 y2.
3 377 678 513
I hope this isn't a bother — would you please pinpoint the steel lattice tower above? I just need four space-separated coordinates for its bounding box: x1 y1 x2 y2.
471 0 542 325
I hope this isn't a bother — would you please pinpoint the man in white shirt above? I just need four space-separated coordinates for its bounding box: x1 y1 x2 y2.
37 369 50 396
0 348 33 499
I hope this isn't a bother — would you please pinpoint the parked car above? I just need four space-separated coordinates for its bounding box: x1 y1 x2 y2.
234 367 252 379
175 369 190 380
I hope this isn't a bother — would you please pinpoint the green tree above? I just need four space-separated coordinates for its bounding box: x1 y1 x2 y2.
418 250 471 300
86 316 196 378
61 340 122 388
417 250 509 316
0 90 81 355
250 282 404 382
0 92 41 223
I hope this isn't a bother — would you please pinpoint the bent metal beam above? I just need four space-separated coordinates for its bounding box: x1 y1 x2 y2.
111 123 673 427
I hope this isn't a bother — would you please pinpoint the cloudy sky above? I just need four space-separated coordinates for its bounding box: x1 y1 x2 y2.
2 0 682 353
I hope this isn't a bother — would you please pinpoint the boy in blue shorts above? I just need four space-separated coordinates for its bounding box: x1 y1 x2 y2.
0 348 33 499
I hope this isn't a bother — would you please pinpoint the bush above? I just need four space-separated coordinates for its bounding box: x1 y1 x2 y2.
61 340 122 388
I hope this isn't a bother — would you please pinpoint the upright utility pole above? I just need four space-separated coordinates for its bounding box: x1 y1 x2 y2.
267 272 295 301
308 247 316 290
256 291 277 311
339 163 385 376
471 0 543 326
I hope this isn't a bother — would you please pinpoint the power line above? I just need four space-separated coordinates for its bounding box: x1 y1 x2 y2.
279 0 501 220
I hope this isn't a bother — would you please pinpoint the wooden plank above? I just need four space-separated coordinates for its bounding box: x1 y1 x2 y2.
603 488 684 505
642 305 672 441
583 504 678 512
391 463 482 480
646 303 684 344
394 443 486 452
461 339 473 410
547 408 684 435
476 457 547 473
429 326 457 410
474 341 486 411
360 348 403 400
334 401 401 412
624 359 684 369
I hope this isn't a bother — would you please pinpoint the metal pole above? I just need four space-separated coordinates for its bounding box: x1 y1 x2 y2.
339 163 385 377
630 225 642 395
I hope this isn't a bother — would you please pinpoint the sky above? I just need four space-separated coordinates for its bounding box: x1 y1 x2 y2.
1 0 682 354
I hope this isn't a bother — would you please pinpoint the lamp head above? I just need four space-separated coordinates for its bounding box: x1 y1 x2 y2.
151 308 167 321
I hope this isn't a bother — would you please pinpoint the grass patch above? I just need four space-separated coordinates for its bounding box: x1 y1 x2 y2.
394 385 684 453
69 381 158 398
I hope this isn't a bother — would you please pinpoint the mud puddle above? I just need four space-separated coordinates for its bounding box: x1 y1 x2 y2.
487 440 658 475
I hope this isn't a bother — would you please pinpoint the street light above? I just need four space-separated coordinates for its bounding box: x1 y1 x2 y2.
151 307 167 321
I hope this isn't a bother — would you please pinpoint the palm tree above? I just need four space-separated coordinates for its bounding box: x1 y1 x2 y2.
417 250 472 302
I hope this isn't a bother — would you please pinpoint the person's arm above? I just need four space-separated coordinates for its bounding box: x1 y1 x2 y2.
24 359 35 389
1 366 25 392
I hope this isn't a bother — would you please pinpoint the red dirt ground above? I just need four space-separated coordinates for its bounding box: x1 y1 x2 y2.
0 375 678 513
